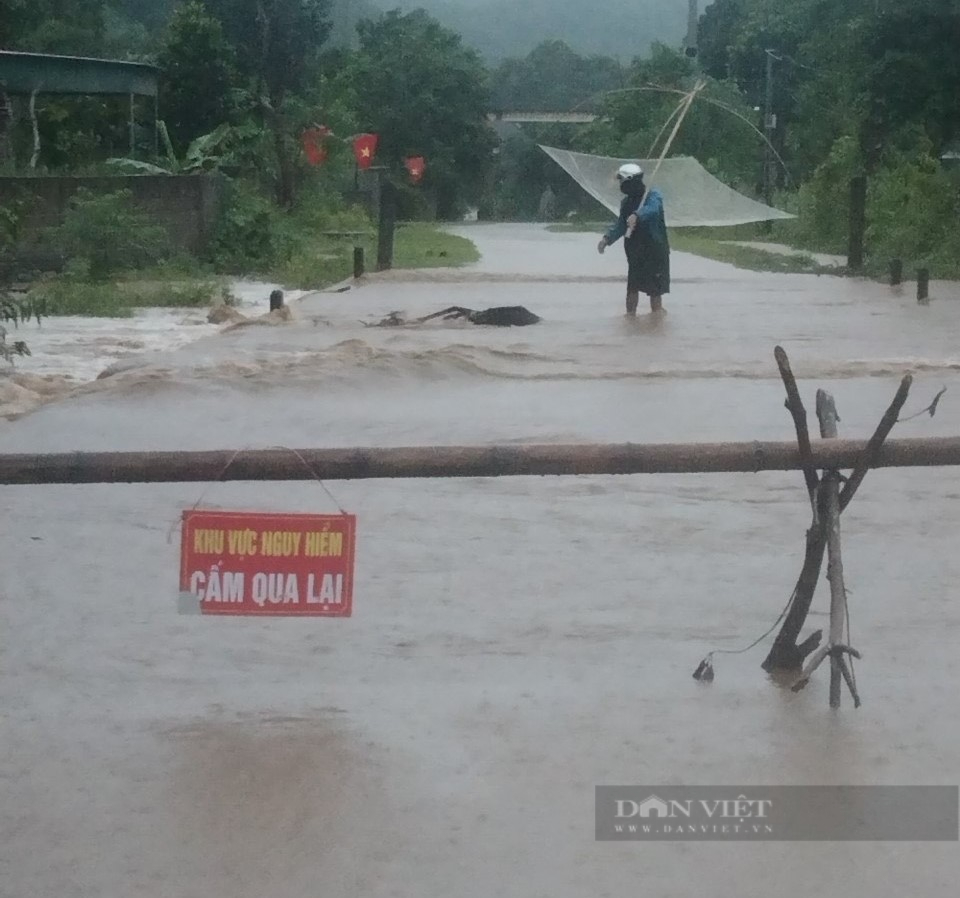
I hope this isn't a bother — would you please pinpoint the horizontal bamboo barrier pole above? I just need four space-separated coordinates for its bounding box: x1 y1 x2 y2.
2 436 960 485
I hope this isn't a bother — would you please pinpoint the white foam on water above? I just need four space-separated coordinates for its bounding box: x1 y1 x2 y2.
4 280 311 383
1 280 312 415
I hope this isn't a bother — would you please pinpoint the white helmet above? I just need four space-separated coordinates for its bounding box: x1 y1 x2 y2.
616 162 643 181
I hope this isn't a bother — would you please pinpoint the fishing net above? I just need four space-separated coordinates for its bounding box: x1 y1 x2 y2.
539 145 795 227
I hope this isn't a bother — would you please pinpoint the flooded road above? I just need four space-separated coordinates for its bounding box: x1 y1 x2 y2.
2 224 959 896
0 279 309 417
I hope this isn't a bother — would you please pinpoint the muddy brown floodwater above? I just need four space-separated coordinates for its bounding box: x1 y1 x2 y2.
2 224 960 897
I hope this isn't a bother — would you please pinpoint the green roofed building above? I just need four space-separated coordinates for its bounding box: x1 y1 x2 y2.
0 50 158 98
0 50 159 157
0 52 224 269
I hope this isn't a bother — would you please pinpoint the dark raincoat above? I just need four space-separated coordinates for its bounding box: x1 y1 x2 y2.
604 183 670 296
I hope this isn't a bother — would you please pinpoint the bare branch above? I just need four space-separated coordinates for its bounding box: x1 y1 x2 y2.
839 374 913 511
775 346 819 502
790 643 831 692
837 654 862 708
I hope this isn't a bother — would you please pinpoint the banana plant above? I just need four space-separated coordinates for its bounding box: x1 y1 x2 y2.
106 121 240 175
1 292 44 327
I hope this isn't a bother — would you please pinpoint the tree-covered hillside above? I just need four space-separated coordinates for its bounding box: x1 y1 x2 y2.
367 0 692 60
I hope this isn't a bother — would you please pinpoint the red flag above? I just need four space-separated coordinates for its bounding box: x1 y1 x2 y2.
352 133 379 169
404 155 426 183
301 127 328 166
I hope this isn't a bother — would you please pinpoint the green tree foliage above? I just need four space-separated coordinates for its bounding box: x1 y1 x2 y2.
203 0 332 106
343 9 496 218
488 40 624 112
862 6 960 160
697 0 960 178
479 126 605 222
866 142 960 268
697 0 833 182
158 2 238 152
200 0 333 207
790 134 860 252
207 179 283 270
12 95 135 171
589 41 696 156
0 190 41 352
483 41 623 221
0 0 108 54
481 38 768 221
102 6 157 59
115 0 178 32
696 0 743 82
577 44 762 189
325 0 380 49
0 1 30 48
44 189 172 280
691 0 960 268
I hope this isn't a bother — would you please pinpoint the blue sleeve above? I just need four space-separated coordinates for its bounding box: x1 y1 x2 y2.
604 208 628 244
603 197 630 244
635 189 663 222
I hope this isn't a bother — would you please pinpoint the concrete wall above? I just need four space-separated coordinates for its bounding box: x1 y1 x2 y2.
0 174 223 274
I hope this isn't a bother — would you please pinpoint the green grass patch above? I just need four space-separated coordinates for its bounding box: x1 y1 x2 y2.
549 219 839 275
669 233 844 275
547 221 608 234
17 221 480 316
26 276 225 317
269 222 480 290
394 223 480 268
115 279 227 308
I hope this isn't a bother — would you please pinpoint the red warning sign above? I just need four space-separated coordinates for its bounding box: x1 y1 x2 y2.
179 510 356 616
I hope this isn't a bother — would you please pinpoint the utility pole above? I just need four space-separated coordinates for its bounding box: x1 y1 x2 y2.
763 48 776 208
760 48 777 233
684 0 699 58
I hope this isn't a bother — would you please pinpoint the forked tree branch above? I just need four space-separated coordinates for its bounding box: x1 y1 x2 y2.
839 375 912 512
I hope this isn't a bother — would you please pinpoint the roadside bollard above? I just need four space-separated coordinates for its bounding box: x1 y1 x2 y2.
917 269 930 303
353 246 365 278
270 289 284 311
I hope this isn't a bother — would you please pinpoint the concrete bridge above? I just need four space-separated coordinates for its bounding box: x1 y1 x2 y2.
486 111 597 124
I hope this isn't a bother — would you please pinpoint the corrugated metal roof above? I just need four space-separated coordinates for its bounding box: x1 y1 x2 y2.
0 50 158 97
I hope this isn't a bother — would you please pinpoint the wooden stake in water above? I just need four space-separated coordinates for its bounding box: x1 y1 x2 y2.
816 390 847 708
790 390 863 707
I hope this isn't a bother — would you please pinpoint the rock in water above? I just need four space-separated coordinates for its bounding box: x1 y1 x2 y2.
207 304 248 325
468 306 541 326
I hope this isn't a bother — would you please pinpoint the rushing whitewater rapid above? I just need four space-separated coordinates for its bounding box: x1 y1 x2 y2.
0 279 310 419
2 225 959 897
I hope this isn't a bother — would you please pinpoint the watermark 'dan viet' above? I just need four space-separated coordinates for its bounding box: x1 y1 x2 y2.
595 786 958 841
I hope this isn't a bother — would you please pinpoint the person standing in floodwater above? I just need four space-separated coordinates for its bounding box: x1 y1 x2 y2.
597 163 670 315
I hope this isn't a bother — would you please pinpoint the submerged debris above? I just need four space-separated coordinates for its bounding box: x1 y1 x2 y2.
0 325 31 365
364 305 542 328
